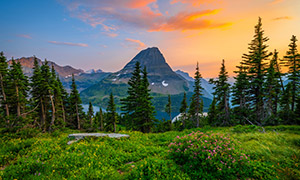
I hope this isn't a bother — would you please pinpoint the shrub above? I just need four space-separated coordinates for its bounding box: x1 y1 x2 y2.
168 131 253 179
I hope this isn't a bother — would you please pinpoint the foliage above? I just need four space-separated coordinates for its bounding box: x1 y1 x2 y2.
0 126 299 179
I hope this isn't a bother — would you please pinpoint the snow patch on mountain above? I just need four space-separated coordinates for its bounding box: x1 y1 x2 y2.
162 80 168 87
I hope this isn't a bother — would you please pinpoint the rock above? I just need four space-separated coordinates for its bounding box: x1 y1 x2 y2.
67 133 130 145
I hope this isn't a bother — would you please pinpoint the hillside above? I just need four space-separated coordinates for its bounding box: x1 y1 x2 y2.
1 126 299 179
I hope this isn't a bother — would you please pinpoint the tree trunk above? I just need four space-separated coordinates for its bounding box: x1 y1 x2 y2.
76 103 80 129
0 73 10 124
49 93 55 131
41 99 46 132
16 85 21 117
62 104 66 127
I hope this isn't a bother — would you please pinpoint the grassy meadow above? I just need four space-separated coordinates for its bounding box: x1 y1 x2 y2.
0 125 299 179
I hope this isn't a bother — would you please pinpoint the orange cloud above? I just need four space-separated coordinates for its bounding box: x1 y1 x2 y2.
273 16 292 20
126 0 156 9
125 38 146 50
270 0 284 5
170 0 219 6
149 9 231 32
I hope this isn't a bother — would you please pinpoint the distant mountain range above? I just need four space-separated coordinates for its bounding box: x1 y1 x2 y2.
8 57 83 77
9 47 215 119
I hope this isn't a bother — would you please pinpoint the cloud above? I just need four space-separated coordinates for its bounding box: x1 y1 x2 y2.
149 9 232 32
17 34 32 39
102 32 118 38
60 0 230 32
273 16 292 21
270 0 284 5
48 41 88 47
125 38 146 50
170 0 219 6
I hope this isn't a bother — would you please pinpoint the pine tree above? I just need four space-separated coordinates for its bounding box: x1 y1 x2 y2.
241 17 272 124
88 101 94 127
165 95 172 122
179 92 188 128
106 93 117 132
264 50 282 118
282 35 300 111
69 74 84 129
0 52 10 125
207 96 218 125
188 62 204 127
209 59 231 126
7 59 29 123
121 61 142 130
121 63 156 132
57 76 68 126
139 67 156 133
231 64 251 124
30 57 44 127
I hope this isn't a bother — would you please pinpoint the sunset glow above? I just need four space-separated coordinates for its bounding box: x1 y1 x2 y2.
1 0 300 77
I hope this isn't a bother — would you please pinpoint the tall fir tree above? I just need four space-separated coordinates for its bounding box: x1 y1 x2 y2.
264 50 282 119
207 96 218 125
188 62 204 128
282 35 300 112
0 52 10 125
165 95 172 122
99 107 104 131
88 101 94 127
106 93 117 132
209 59 231 126
241 17 272 124
69 74 84 129
140 67 156 133
179 92 188 128
7 59 29 125
121 61 142 130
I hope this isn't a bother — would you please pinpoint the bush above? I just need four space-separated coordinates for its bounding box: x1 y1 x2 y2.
231 125 260 133
168 131 254 179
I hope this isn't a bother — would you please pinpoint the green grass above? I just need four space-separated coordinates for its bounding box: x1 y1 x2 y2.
0 126 299 179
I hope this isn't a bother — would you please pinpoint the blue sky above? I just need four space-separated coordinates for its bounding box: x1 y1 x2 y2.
1 0 299 77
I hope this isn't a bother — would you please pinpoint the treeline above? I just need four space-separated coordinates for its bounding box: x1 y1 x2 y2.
0 17 299 134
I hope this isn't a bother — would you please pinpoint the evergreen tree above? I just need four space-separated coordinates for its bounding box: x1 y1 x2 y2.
207 97 218 125
40 60 55 131
264 50 282 118
30 57 43 127
7 59 29 124
0 52 10 125
179 92 188 128
69 74 84 129
231 64 251 124
241 17 272 123
188 62 204 127
165 95 172 122
56 76 67 127
121 63 156 132
121 62 142 130
88 101 94 127
209 59 231 126
140 67 156 133
106 93 117 132
282 35 300 111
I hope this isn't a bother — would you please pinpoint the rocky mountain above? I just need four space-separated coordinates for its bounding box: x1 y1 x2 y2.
103 47 189 94
8 57 83 77
80 47 212 116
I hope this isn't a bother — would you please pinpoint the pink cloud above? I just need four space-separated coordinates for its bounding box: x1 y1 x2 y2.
48 41 88 47
17 34 32 39
102 32 118 38
60 0 229 32
170 0 219 6
125 38 146 50
270 0 284 4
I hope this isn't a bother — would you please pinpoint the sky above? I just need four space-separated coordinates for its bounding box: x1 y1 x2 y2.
1 0 300 78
